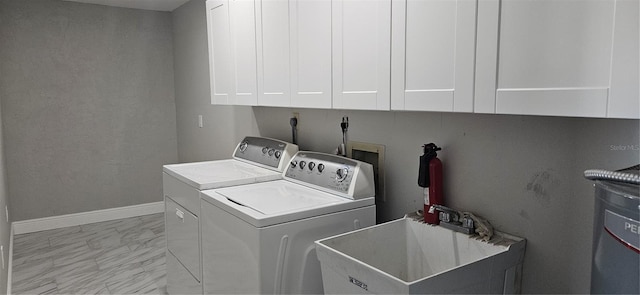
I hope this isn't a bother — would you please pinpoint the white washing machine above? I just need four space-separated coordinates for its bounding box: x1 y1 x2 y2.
200 151 376 294
162 137 298 294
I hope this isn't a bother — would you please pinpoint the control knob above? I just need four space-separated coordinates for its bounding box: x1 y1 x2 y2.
308 162 315 171
299 161 306 169
336 167 349 182
238 141 249 152
317 163 325 173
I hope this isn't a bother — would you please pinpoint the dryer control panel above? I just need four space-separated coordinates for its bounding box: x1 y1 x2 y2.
233 137 298 172
284 151 375 199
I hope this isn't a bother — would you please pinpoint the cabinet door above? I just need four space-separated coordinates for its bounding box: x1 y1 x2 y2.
206 0 233 104
229 0 258 105
207 0 258 106
290 0 332 108
391 0 476 112
475 0 638 118
255 0 331 108
332 0 391 110
608 0 639 118
256 0 290 107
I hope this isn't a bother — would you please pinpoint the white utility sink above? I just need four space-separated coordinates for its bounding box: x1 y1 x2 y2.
315 217 526 294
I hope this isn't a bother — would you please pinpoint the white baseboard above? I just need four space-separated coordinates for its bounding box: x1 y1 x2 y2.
12 202 164 235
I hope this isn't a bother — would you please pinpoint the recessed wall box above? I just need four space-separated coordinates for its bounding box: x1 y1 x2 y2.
347 141 385 206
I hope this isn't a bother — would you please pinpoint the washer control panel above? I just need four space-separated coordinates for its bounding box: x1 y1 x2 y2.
233 137 298 171
285 152 364 196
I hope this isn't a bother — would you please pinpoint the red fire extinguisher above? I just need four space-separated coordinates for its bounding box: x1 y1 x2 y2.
418 143 443 224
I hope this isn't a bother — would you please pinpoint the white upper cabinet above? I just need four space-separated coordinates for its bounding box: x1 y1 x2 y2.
391 0 477 112
206 0 232 105
255 0 332 108
475 0 639 118
207 0 258 106
209 0 637 118
255 0 290 107
608 0 639 119
290 0 332 108
332 0 391 110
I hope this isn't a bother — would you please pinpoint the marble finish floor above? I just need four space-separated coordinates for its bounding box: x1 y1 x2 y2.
11 213 166 294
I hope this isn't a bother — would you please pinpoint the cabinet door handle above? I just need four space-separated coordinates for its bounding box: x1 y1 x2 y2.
175 208 184 221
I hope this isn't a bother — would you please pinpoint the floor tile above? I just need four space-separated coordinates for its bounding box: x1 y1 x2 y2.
129 234 165 252
17 240 87 265
13 280 57 295
106 270 165 294
115 217 145 233
51 245 103 267
11 258 55 287
12 213 166 295
86 228 125 250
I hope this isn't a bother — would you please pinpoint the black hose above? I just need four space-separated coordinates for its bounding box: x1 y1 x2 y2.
290 117 298 145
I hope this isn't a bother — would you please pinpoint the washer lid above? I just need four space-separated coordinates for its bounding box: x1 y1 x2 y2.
203 180 374 227
163 159 281 190
218 182 347 215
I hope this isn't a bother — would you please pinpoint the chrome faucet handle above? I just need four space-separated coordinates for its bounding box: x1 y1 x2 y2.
428 204 460 223
462 216 474 229
428 206 483 236
439 211 455 223
428 204 457 215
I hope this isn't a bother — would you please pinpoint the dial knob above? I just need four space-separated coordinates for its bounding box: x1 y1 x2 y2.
268 149 275 156
239 141 249 152
261 147 269 154
299 161 306 169
275 151 281 159
290 160 297 168
317 163 325 173
308 162 315 171
336 167 349 182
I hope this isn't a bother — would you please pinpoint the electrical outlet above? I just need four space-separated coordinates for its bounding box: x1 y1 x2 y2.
292 112 299 121
198 115 204 128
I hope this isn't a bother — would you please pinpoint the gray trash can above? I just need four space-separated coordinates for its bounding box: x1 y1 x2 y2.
585 166 639 294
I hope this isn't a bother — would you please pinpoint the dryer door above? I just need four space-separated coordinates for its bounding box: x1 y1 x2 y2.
165 197 201 281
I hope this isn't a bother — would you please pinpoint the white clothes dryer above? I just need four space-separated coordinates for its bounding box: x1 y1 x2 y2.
200 151 376 294
163 137 297 294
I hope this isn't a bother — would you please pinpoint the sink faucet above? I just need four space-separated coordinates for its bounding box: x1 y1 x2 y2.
428 204 459 223
428 204 475 234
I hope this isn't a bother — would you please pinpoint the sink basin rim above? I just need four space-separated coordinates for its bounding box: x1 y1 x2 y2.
315 217 525 285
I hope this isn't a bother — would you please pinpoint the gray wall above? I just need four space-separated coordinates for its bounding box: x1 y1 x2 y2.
172 0 640 293
0 0 178 221
172 0 257 162
0 99 10 294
